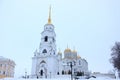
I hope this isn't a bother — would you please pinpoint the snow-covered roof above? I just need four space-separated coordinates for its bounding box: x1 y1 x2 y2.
0 56 16 65
0 56 9 61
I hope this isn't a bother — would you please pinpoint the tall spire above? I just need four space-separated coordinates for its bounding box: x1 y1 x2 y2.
48 5 51 24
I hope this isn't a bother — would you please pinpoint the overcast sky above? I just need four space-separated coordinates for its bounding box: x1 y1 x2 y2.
0 0 120 77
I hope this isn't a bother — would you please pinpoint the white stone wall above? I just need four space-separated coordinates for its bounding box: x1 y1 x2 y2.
31 23 58 78
31 21 89 78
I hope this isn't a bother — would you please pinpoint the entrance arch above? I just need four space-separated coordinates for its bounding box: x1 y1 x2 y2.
38 61 47 78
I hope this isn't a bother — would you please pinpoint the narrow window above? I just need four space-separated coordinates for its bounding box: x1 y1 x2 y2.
44 36 48 42
3 71 5 75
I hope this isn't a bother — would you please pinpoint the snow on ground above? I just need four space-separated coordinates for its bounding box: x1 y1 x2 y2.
0 78 116 80
0 77 117 80
0 75 117 80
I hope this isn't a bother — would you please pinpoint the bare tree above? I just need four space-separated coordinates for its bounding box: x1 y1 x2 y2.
110 42 120 78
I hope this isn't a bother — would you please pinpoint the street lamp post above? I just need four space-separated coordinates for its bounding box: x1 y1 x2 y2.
25 71 27 79
25 69 27 79
64 61 76 80
69 61 76 80
70 62 73 80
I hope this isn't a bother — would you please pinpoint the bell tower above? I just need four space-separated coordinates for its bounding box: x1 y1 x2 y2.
31 6 58 78
39 6 56 56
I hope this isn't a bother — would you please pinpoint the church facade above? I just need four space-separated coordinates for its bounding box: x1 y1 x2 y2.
31 7 88 78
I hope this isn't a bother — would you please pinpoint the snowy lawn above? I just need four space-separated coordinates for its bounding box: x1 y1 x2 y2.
0 75 117 80
0 77 117 80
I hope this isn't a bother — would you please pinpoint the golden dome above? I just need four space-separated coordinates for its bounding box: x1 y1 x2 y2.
72 49 77 53
72 47 77 53
58 51 62 54
58 48 62 54
64 48 71 53
77 55 81 58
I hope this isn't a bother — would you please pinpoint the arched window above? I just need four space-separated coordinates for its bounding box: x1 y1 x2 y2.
3 71 5 75
44 36 48 42
42 49 47 53
40 60 46 64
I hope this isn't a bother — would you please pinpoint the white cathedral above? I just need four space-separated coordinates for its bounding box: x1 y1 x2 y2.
31 7 88 78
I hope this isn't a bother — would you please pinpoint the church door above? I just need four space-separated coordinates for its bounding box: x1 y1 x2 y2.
40 70 43 76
